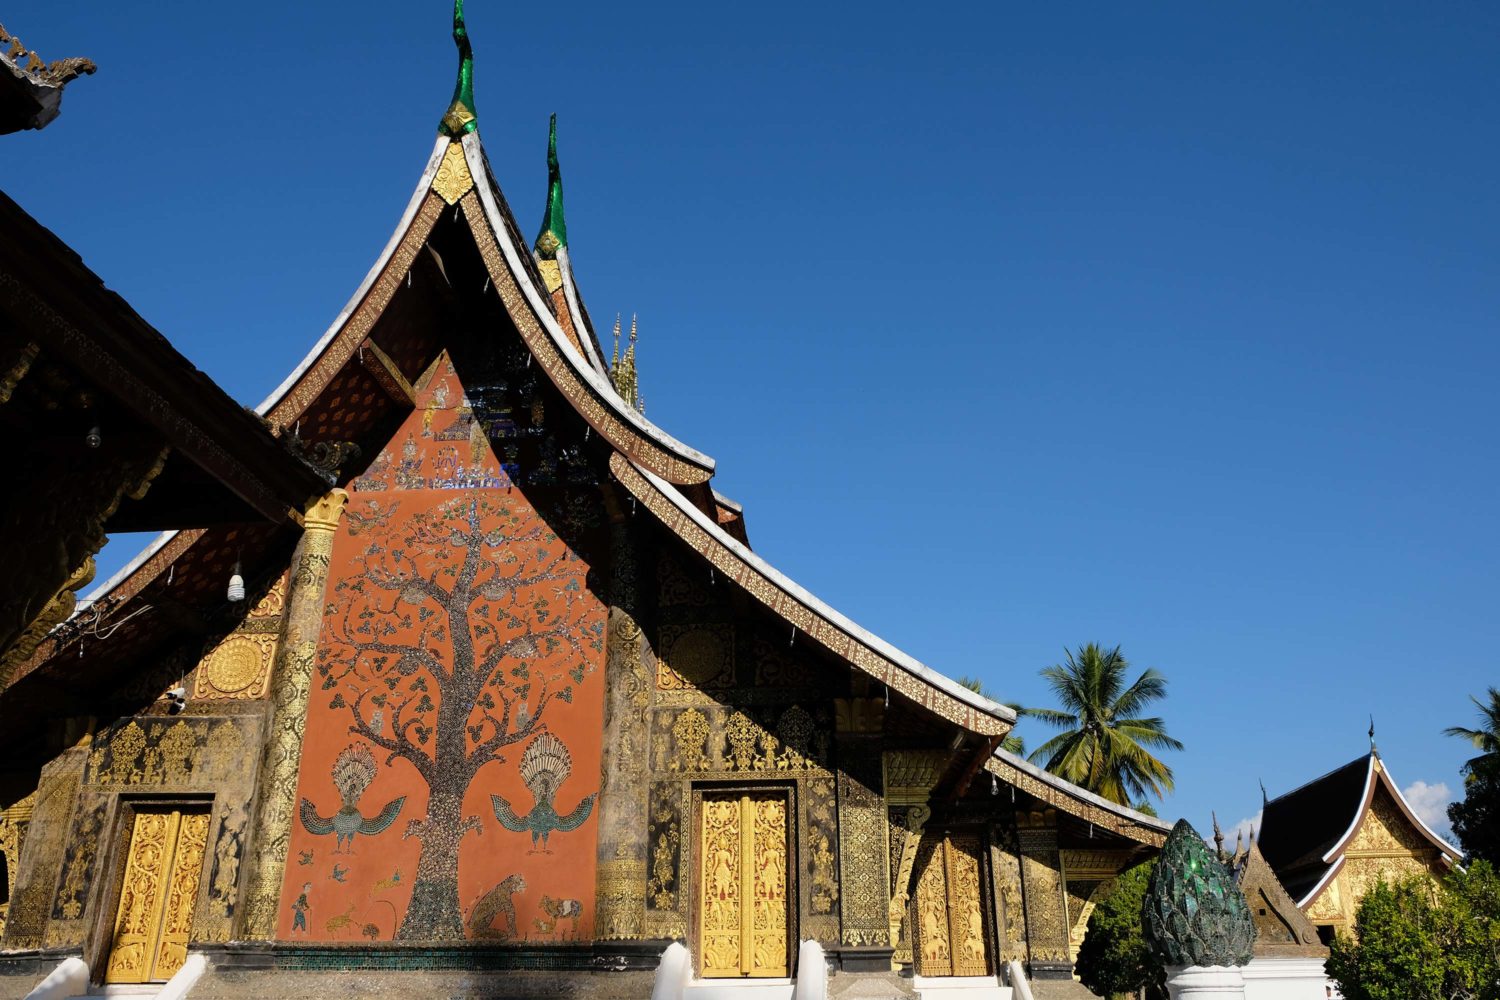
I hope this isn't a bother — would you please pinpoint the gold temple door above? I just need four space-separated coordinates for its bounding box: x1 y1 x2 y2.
105 808 209 984
698 792 789 978
912 833 991 977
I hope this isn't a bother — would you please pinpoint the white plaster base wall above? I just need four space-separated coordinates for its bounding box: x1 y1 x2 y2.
1165 965 1245 1000
1240 957 1332 1000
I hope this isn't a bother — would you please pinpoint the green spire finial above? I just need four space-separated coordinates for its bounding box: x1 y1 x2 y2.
534 113 568 259
439 0 477 137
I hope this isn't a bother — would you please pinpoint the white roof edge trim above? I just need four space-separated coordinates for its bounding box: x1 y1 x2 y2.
711 489 744 514
627 459 1016 728
1296 855 1344 909
461 134 715 474
990 748 1175 834
1321 757 1463 863
1320 757 1378 865
79 529 178 605
553 247 608 378
254 136 451 416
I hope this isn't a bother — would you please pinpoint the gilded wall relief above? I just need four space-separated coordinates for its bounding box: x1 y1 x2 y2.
836 756 890 947
283 352 608 943
657 625 734 691
192 574 286 701
1017 826 1071 965
32 717 260 950
0 792 35 938
990 827 1027 965
647 781 684 914
802 776 840 944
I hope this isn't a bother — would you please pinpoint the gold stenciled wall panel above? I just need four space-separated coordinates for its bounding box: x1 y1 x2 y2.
30 715 262 952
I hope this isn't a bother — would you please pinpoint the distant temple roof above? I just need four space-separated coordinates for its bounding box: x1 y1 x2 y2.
0 22 95 133
1258 751 1461 906
1228 840 1326 959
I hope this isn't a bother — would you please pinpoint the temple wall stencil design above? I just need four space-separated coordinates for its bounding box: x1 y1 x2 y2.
280 353 607 942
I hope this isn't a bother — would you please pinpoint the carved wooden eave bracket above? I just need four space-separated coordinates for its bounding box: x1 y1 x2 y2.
986 750 1172 848
609 452 1016 737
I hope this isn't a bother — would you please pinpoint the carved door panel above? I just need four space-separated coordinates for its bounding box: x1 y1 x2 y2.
912 833 990 978
698 792 789 977
105 808 209 984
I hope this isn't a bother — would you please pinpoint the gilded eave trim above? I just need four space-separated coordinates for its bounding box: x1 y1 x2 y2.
985 753 1170 848
264 192 445 426
459 135 714 485
608 452 1011 737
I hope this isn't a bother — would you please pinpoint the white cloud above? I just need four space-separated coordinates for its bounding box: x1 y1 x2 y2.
1401 780 1453 839
1202 810 1262 852
1225 809 1262 847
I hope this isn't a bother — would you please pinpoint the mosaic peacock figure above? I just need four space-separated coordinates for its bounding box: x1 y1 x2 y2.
490 733 596 853
300 744 406 854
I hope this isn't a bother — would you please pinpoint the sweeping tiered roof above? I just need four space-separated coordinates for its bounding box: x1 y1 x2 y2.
1258 749 1460 905
19 3 1186 845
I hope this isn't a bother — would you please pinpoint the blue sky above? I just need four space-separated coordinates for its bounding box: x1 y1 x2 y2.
8 2 1496 842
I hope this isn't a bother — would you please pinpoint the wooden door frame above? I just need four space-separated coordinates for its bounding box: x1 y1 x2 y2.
688 780 798 979
86 794 214 985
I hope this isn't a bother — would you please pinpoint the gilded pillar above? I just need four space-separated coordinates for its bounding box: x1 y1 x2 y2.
882 749 947 968
1016 810 1073 978
594 519 652 939
237 489 347 940
834 700 891 952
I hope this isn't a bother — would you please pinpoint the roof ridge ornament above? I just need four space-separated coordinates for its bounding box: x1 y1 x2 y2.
438 0 477 137
534 114 568 259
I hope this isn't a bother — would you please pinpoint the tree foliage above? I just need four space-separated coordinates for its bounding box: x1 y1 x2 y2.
1075 862 1166 1000
1445 687 1500 778
1450 767 1500 866
1447 687 1500 864
1325 862 1500 1000
1023 643 1183 805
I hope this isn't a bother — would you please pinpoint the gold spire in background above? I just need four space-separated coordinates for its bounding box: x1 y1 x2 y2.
610 314 643 414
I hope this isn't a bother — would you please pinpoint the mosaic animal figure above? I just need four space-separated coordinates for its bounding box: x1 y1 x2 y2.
533 895 583 935
325 904 357 936
299 744 406 854
490 734 596 853
467 874 526 940
372 868 403 893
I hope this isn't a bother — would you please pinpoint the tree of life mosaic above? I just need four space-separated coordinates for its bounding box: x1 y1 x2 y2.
281 353 607 942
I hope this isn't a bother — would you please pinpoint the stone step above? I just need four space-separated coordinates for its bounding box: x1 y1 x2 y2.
912 975 1013 1000
683 978 796 1000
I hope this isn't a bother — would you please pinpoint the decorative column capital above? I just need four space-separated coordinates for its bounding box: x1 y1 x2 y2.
301 488 349 534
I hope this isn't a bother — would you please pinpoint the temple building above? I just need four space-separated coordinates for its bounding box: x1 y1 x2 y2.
0 8 1169 997
1257 745 1461 945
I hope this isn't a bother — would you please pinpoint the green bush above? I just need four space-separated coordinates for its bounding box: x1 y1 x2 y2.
1325 861 1500 1000
1075 862 1167 1000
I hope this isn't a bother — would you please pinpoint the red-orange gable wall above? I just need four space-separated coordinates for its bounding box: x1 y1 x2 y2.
279 355 606 943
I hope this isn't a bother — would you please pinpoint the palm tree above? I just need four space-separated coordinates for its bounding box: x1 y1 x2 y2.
957 675 1025 756
1024 644 1183 807
1444 687 1500 780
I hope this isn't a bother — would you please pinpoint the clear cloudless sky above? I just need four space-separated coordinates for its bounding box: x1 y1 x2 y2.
6 2 1496 842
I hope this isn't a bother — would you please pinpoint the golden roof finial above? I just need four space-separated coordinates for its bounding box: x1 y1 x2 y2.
610 313 642 414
